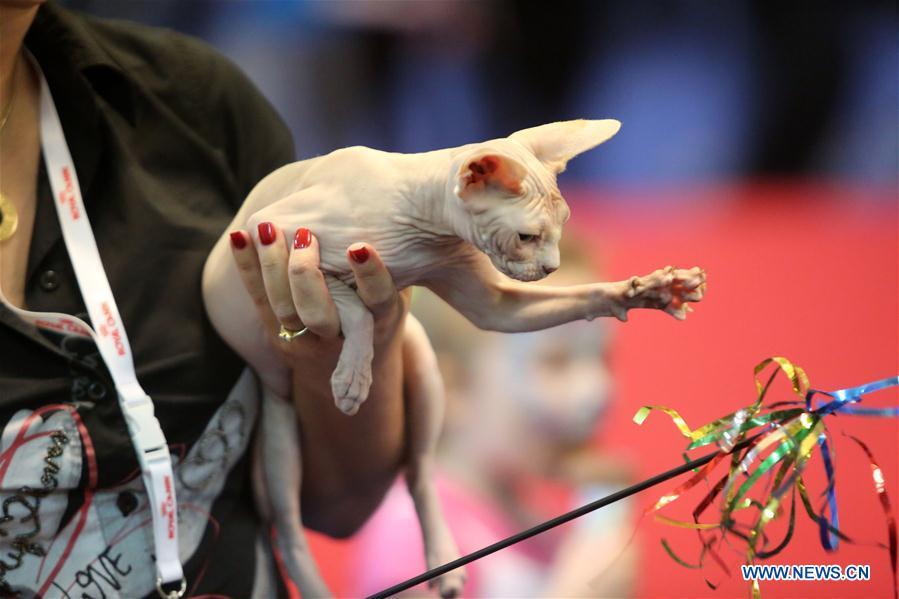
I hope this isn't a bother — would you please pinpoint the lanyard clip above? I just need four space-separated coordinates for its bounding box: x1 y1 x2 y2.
122 395 167 454
156 576 187 599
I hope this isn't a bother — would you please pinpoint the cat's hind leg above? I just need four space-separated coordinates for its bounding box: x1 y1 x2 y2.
204 226 330 594
327 276 375 415
402 314 465 598
258 388 332 597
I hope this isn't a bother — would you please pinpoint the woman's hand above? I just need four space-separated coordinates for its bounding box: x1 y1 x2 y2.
227 223 409 540
228 223 410 386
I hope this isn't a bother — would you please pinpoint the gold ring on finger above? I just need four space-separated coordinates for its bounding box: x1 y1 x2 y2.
278 325 309 342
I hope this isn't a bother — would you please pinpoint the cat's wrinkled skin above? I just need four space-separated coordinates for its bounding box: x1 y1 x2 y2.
202 120 706 597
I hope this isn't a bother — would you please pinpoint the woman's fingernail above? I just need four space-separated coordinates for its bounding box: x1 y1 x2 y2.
294 227 311 249
349 245 370 264
258 222 277 246
229 231 247 249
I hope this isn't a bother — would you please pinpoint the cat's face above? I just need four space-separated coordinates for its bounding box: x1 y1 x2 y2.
452 120 620 282
461 157 570 282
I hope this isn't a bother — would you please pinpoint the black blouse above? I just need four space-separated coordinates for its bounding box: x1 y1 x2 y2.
0 2 294 595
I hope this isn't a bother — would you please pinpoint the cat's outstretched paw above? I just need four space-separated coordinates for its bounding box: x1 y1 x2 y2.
615 265 706 321
330 360 373 415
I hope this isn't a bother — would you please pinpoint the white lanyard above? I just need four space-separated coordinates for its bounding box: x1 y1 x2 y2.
0 60 185 597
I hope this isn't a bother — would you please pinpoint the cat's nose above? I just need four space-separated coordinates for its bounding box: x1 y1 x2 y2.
542 264 558 275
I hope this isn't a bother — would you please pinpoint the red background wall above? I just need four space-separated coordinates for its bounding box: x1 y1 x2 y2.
311 182 897 598
577 182 897 598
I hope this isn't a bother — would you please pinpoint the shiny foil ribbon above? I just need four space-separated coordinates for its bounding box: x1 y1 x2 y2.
634 357 898 598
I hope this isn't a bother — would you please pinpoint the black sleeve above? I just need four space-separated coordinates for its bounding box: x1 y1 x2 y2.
85 16 297 202
186 41 297 199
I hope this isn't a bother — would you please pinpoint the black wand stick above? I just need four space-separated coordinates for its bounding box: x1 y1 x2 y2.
367 439 751 599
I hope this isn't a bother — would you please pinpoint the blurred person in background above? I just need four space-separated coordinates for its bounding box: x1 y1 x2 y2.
352 237 638 597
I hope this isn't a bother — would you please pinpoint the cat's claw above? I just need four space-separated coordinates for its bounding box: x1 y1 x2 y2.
615 266 706 320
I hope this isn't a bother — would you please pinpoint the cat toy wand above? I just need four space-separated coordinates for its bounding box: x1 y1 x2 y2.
366 438 751 599
369 358 898 599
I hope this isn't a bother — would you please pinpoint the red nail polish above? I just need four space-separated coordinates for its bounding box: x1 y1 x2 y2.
349 246 370 264
229 231 247 249
258 222 277 246
294 227 311 249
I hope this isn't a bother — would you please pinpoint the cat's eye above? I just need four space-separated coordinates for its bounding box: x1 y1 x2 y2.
518 233 539 243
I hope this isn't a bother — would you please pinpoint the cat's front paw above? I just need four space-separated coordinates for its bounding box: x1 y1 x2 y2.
331 359 373 415
615 265 706 321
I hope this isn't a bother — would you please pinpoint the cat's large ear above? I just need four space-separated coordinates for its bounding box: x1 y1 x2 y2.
509 119 621 174
455 152 528 201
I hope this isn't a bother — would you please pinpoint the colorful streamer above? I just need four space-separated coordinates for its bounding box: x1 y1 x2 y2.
635 357 898 598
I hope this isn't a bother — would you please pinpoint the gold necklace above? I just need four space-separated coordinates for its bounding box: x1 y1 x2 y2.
0 58 19 243
0 196 15 242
